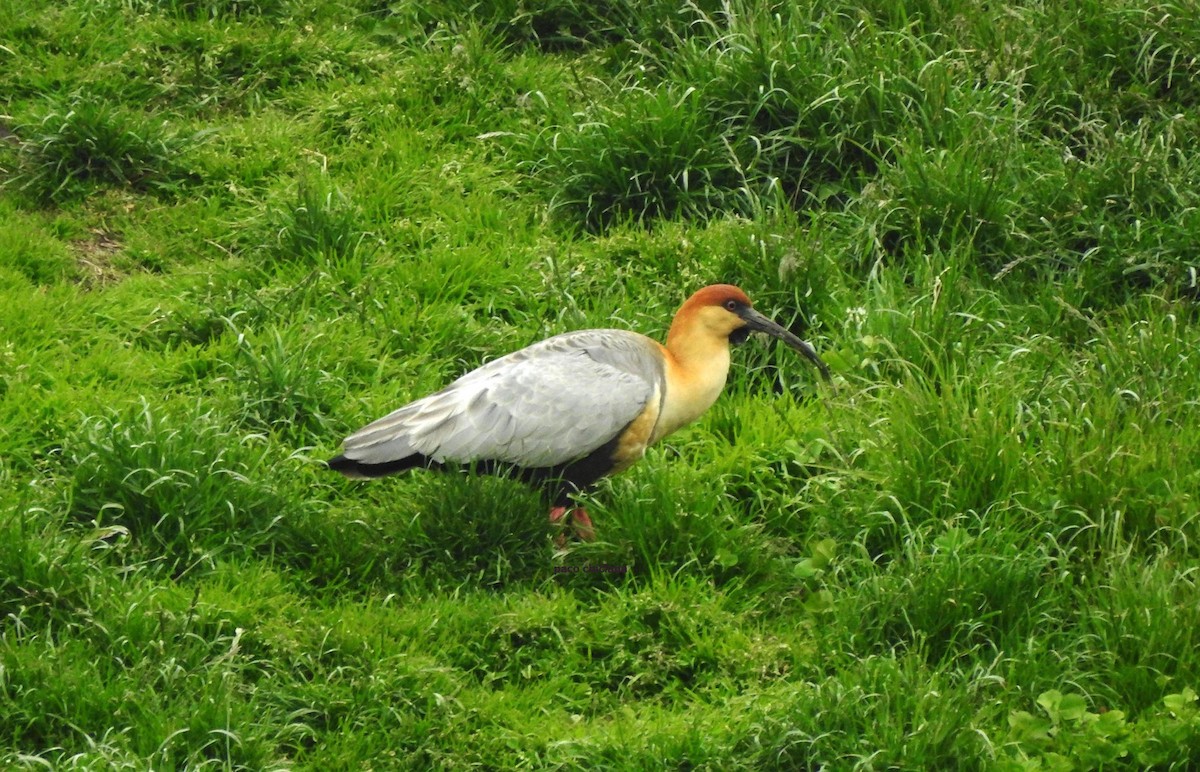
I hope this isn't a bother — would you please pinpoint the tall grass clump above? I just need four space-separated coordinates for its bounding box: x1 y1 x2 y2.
118 0 290 19
520 2 1013 230
350 24 528 142
220 319 346 441
62 400 289 577
5 97 200 201
0 564 298 768
519 0 1200 302
258 171 374 270
392 0 719 51
116 20 373 113
839 523 1057 664
0 495 115 631
820 286 1200 569
523 84 762 230
669 4 973 189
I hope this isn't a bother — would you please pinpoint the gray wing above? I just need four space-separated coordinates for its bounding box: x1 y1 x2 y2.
340 330 665 469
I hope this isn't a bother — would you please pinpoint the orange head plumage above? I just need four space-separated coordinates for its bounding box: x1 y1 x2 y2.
666 284 830 381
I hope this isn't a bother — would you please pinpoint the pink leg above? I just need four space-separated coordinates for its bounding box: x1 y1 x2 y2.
570 507 596 542
549 506 570 548
548 506 596 545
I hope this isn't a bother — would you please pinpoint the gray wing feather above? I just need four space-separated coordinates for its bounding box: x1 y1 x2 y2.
342 330 664 468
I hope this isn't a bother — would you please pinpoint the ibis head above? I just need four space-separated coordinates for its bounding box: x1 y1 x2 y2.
328 284 830 541
666 284 832 381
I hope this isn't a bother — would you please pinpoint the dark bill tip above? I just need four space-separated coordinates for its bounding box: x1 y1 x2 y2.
739 308 832 383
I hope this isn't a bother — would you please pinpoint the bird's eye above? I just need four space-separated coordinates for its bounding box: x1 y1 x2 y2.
724 299 739 312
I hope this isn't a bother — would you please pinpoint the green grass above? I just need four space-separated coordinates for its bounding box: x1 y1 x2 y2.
3 0 1200 767
5 96 203 202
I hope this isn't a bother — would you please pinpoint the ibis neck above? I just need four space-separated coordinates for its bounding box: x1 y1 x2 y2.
654 325 732 441
665 323 732 374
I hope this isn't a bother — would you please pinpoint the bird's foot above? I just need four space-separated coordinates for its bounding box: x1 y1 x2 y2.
549 506 571 548
570 507 595 542
549 506 596 546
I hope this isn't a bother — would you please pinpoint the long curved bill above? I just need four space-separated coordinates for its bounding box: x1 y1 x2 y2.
739 307 832 383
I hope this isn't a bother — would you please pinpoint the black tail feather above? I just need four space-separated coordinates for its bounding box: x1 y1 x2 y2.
326 445 618 506
326 453 432 479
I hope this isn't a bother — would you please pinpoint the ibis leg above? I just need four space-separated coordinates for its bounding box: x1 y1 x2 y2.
548 506 596 545
570 508 595 542
549 506 570 548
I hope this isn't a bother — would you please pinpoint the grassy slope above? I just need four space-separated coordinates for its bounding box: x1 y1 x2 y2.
2 0 1199 767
